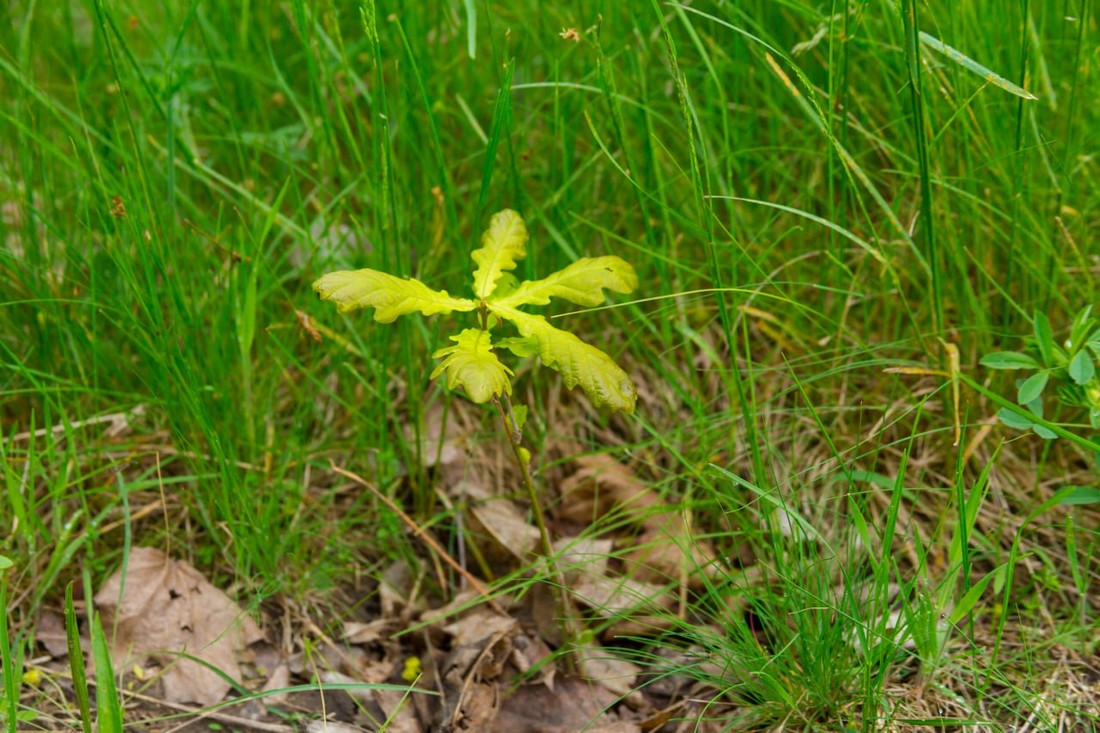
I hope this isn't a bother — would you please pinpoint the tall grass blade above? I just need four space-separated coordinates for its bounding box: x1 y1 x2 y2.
64 582 93 733
0 581 18 733
91 613 123 733
919 31 1037 100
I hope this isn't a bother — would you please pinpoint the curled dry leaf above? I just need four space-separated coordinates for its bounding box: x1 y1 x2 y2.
342 617 394 645
93 547 264 705
553 536 613 582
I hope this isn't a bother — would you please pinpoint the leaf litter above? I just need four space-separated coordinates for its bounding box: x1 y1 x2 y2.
93 546 264 705
30 418 728 731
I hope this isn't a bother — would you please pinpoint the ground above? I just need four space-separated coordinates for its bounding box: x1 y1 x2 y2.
1 1 1098 731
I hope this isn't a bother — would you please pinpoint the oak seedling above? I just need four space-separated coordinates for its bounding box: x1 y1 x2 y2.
313 208 638 413
313 208 638 653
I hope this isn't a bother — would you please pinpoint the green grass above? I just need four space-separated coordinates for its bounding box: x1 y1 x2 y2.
2 1 1098 730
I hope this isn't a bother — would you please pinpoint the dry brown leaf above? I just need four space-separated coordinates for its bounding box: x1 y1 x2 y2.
577 644 641 698
260 662 290 705
35 610 69 659
563 455 718 589
554 537 613 582
620 516 717 587
559 454 660 526
459 481 540 561
448 681 498 731
571 573 669 619
436 610 518 730
375 687 424 733
93 547 264 705
304 721 361 733
489 676 639 733
342 618 394 645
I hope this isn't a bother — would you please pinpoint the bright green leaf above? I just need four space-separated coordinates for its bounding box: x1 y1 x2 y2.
1057 486 1100 505
91 613 123 733
471 209 528 299
1068 350 1095 385
510 403 528 432
1017 371 1048 405
0 555 11 571
949 567 1003 624
1034 312 1055 366
980 351 1038 370
313 269 476 322
1033 424 1058 440
997 407 1034 430
430 329 513 404
496 336 539 358
493 306 636 413
918 31 1037 100
494 256 638 308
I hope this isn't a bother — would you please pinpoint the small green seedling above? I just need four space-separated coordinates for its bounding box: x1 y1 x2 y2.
314 208 637 655
981 306 1100 440
313 208 638 412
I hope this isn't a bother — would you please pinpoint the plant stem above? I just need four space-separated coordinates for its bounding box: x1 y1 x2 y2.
494 393 581 661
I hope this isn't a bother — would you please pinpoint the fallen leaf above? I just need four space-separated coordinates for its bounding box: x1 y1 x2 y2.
343 618 394 645
459 481 540 562
571 571 674 638
576 643 641 698
620 516 718 586
304 721 361 733
35 610 69 659
554 537 613 582
562 455 718 588
375 687 424 732
490 676 639 733
560 455 660 526
94 547 264 705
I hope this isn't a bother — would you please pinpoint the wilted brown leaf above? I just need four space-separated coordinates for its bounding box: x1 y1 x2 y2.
94 547 264 705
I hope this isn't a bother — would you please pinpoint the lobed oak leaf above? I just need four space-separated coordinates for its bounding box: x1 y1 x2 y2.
492 306 636 413
471 209 528 299
494 256 637 308
431 328 513 403
313 268 475 322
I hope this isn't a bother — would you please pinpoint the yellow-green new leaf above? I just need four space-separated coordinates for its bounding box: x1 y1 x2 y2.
430 329 513 404
495 256 638 308
493 306 636 413
471 209 528 299
313 269 476 323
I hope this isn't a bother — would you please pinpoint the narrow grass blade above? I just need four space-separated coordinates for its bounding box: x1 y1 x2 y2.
64 583 92 733
477 58 516 215
919 31 1037 100
91 613 123 733
0 582 19 733
463 0 477 59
